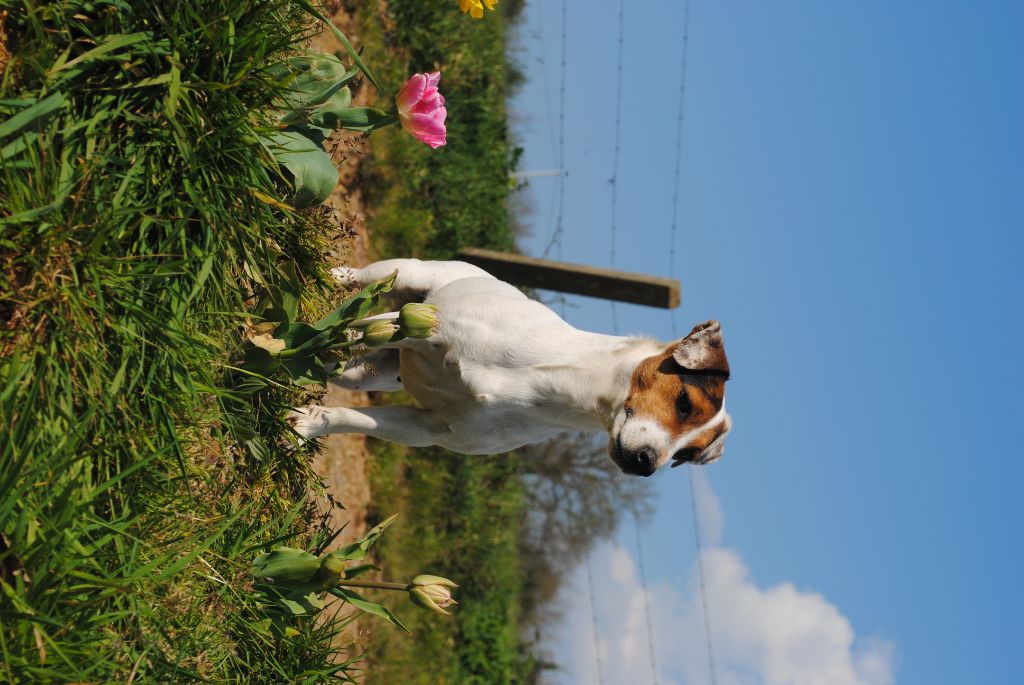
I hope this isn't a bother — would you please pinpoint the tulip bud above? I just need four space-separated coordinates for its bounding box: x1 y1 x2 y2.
398 303 439 339
313 554 347 589
362 320 401 347
408 574 458 615
319 554 346 577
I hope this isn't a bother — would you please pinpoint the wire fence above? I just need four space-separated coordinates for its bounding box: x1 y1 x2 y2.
529 1 718 682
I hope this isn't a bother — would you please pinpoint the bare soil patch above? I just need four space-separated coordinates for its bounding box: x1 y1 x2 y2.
306 6 381 655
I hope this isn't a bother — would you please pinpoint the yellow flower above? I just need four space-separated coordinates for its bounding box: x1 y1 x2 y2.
459 0 497 20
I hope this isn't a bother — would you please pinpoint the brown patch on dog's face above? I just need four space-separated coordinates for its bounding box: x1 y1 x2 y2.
626 353 728 451
609 321 732 476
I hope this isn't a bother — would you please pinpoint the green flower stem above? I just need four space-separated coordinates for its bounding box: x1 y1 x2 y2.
349 313 400 328
327 340 361 350
336 579 410 591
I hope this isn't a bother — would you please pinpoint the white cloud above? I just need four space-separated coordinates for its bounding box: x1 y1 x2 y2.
551 478 895 685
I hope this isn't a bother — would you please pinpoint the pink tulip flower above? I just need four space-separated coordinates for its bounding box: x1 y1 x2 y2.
396 72 447 149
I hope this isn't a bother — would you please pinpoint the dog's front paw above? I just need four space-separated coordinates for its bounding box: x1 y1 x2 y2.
330 266 358 289
285 405 331 442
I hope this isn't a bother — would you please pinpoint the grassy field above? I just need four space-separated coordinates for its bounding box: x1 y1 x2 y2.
1 0 532 682
347 1 536 682
0 2 367 681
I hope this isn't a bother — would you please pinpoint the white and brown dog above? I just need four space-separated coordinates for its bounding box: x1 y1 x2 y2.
288 259 731 476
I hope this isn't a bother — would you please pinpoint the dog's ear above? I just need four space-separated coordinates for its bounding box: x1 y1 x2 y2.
673 320 730 377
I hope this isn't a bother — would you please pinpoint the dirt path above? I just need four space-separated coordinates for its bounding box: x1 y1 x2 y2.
305 6 381 656
306 1 377 552
309 163 374 560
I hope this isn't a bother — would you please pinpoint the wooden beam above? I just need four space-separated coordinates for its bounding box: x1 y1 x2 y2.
456 248 681 309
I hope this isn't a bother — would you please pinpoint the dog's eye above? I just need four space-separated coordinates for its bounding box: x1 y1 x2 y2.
676 391 692 419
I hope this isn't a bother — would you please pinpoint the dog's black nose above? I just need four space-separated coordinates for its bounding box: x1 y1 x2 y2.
612 439 659 477
634 448 657 477
618 447 657 477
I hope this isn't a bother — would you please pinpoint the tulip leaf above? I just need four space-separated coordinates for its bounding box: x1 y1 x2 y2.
286 122 332 144
313 271 397 331
262 262 301 326
331 107 394 133
282 356 328 387
307 87 354 129
251 547 320 583
278 594 317 616
329 587 409 633
281 323 346 357
278 322 322 350
280 86 356 132
264 130 338 208
298 590 325 611
242 347 281 376
271 54 356 110
328 514 397 562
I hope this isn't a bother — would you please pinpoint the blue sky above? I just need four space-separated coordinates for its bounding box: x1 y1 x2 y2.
507 1 1023 683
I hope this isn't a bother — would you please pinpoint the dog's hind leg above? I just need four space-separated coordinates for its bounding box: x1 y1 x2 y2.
331 348 403 392
287 404 448 447
331 259 491 300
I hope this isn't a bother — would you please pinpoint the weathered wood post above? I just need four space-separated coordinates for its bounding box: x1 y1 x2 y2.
456 248 681 309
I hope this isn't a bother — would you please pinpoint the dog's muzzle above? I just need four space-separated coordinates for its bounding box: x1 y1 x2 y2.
612 439 658 477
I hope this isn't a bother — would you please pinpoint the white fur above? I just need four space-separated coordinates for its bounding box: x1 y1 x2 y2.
288 260 723 467
616 417 672 463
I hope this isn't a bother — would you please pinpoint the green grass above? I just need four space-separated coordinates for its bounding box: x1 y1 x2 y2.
0 2 367 681
348 1 536 682
1 0 538 681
